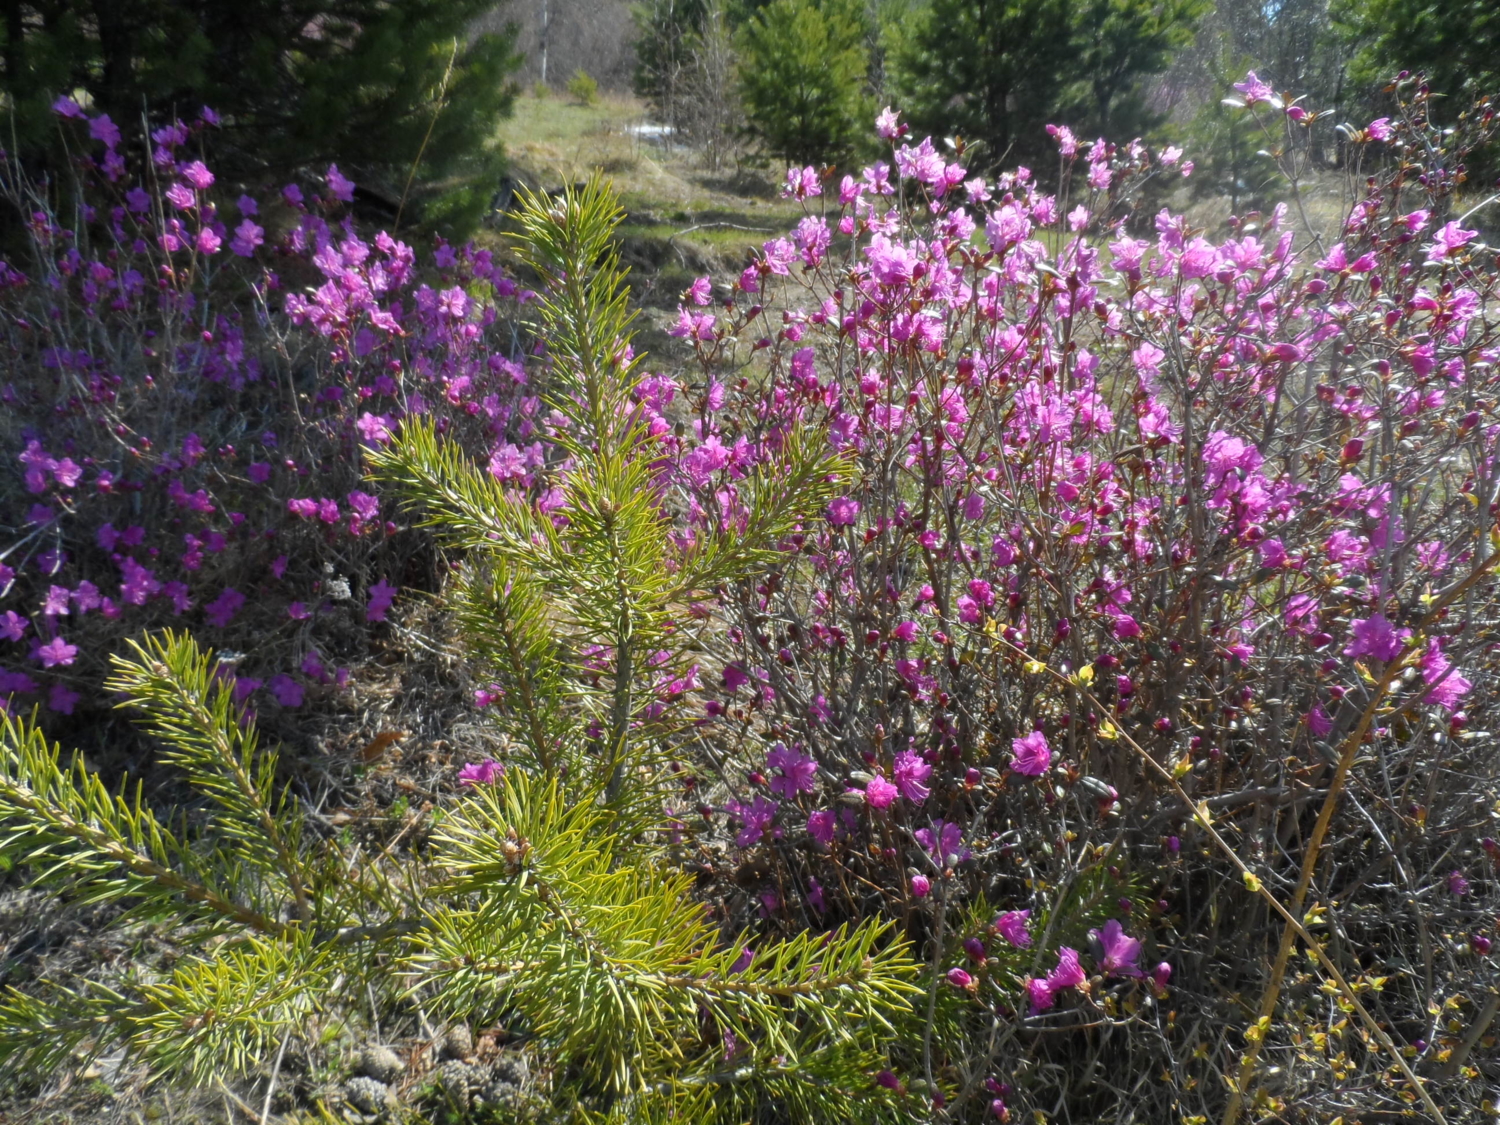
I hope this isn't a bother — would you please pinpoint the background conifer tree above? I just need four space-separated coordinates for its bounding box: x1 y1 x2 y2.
0 0 521 232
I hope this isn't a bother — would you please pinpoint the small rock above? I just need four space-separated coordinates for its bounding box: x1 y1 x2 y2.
439 1023 474 1060
357 1044 404 1084
343 1075 397 1117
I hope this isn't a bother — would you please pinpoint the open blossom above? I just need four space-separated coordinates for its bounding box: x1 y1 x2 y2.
457 758 504 786
1091 919 1143 978
1425 221 1477 264
994 909 1032 947
366 579 398 622
1010 730 1051 776
728 796 779 846
865 774 898 809
807 809 836 845
767 743 817 797
916 819 966 863
37 636 78 668
892 749 932 802
827 496 860 526
1343 613 1409 662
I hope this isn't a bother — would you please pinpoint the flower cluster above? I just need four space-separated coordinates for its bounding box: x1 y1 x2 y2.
0 102 539 724
643 83 1500 1115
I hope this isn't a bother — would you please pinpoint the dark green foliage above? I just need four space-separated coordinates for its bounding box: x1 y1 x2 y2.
0 0 522 233
1064 0 1208 139
893 0 1204 167
633 0 710 125
737 0 872 165
1339 0 1500 99
891 0 1074 167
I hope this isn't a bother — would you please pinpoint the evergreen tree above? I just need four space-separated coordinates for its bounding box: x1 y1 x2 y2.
1065 0 1208 139
893 0 1204 168
737 0 872 166
0 0 521 233
893 0 1072 167
1338 0 1500 99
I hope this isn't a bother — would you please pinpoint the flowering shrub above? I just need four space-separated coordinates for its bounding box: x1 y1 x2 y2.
0 101 536 730
654 78 1500 1121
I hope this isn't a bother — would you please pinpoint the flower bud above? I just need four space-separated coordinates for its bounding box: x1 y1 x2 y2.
946 967 974 989
911 874 931 898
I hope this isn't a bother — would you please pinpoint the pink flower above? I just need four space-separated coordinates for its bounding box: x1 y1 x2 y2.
827 496 860 526
366 579 398 623
458 758 504 786
875 106 902 140
865 774 898 809
1091 919 1143 978
52 96 86 119
807 809 836 845
205 588 246 628
230 220 264 257
1010 730 1051 776
910 874 931 897
37 636 79 668
1425 221 1477 264
729 796 779 846
946 967 974 989
1448 870 1470 896
1026 977 1056 1013
1232 70 1276 106
268 674 304 707
181 160 214 190
1343 613 1408 662
893 749 932 802
327 164 356 202
1367 117 1394 142
994 909 1032 948
1045 946 1086 992
916 819 969 862
0 612 28 642
767 743 818 797
1307 704 1333 737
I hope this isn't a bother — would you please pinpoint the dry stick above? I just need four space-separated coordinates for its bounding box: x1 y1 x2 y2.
1221 547 1499 1125
394 39 460 232
992 601 1487 1125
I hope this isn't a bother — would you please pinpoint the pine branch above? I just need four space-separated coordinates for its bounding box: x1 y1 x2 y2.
0 708 287 936
105 632 311 923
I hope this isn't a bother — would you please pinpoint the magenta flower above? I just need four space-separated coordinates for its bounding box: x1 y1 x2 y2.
994 909 1032 948
767 743 817 797
37 636 78 668
728 796 779 847
326 164 356 203
457 758 504 786
865 774 898 809
1448 870 1471 896
366 579 398 623
1232 70 1276 106
1425 220 1477 264
205 587 246 628
1090 919 1143 978
268 674 304 708
1010 730 1051 776
181 160 214 190
892 749 932 802
916 819 968 863
910 874 931 897
230 220 264 257
1343 613 1408 662
827 496 860 526
1025 977 1056 1013
807 809 835 845
1 611 29 642
1044 946 1086 992
946 967 974 989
